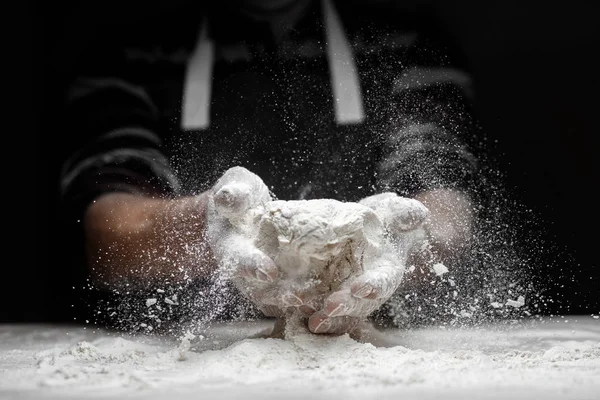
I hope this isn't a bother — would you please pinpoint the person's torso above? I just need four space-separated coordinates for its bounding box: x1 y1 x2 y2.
76 0 438 201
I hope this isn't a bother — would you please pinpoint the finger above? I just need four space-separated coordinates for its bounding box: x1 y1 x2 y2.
350 281 378 299
298 305 317 317
213 166 271 213
294 291 326 317
308 311 362 335
257 304 284 318
248 285 282 307
388 197 429 232
349 259 404 302
281 291 304 307
236 250 279 283
315 258 404 319
213 183 253 219
259 289 322 317
321 288 378 318
279 289 322 314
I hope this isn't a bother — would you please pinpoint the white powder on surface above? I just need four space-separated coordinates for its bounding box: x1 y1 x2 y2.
1 317 599 400
146 299 157 307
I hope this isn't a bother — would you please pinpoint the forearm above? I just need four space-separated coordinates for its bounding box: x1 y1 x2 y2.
380 67 479 252
414 188 473 252
83 191 215 290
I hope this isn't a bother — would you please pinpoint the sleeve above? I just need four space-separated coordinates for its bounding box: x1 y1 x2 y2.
55 50 186 330
376 29 483 201
370 25 493 329
59 76 181 225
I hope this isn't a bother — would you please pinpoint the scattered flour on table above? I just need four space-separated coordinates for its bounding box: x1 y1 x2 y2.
0 319 596 399
431 263 449 276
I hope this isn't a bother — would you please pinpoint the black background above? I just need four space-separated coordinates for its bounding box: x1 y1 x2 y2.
6 0 599 323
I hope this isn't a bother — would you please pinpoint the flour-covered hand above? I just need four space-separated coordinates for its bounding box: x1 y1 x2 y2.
308 192 429 334
205 166 290 317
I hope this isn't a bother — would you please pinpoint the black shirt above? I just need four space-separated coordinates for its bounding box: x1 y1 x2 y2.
56 0 483 332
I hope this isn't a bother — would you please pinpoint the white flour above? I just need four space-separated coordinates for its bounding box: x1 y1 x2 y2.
206 167 429 336
12 172 593 399
256 199 382 282
254 198 400 333
0 318 599 400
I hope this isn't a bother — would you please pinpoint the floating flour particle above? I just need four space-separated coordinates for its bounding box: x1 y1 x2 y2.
357 192 429 233
432 263 449 276
506 296 525 308
145 299 157 307
164 295 179 306
490 302 503 309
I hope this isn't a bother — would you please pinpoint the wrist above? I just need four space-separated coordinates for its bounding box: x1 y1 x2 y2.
163 192 210 241
83 191 214 288
414 188 473 251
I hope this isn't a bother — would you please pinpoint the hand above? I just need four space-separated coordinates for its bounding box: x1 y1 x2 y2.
395 188 474 292
413 188 473 256
205 166 308 318
307 192 429 334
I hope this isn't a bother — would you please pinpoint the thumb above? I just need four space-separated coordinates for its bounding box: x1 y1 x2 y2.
213 182 254 219
359 192 429 234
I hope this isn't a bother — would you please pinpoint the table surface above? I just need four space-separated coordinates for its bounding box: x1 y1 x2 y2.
1 315 599 400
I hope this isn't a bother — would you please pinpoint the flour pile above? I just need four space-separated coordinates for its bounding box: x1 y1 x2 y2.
1 318 599 399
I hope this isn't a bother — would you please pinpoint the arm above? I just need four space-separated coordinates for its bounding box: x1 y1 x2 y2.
58 66 189 291
377 34 482 262
307 28 484 334
414 187 473 256
295 25 483 335
83 191 215 290
59 76 282 324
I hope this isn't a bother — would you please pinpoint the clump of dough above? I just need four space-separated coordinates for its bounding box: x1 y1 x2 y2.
256 199 384 294
207 167 428 338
